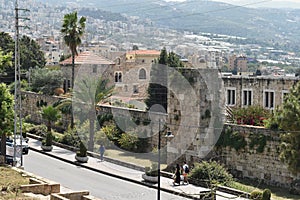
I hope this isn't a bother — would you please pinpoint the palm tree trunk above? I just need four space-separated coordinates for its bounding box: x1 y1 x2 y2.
71 53 75 129
88 108 95 151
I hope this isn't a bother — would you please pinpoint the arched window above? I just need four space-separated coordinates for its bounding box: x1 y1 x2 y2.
115 72 122 83
139 68 146 80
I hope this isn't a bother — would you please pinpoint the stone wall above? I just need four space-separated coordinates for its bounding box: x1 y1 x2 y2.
216 124 300 188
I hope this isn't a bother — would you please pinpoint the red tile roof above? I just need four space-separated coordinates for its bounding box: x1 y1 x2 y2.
60 51 115 65
126 50 160 55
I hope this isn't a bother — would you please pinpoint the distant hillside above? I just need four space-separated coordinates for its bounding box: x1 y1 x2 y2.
36 0 300 50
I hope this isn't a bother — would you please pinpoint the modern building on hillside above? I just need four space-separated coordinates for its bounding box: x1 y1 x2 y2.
228 55 248 73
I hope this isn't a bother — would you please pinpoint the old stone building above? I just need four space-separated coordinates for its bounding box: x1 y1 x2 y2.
59 51 115 92
222 74 299 109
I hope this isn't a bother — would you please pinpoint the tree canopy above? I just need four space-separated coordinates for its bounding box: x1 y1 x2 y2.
30 68 63 95
267 81 300 173
145 47 184 112
0 83 14 159
0 32 46 72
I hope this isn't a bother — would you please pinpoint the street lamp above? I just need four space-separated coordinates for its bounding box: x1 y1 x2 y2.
157 119 174 200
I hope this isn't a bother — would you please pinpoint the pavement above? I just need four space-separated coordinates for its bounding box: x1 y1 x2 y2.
26 137 248 200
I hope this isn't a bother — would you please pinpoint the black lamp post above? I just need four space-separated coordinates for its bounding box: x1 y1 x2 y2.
157 119 173 200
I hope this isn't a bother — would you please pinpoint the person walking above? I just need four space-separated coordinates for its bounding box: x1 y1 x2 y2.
173 163 181 186
99 144 105 161
182 161 189 184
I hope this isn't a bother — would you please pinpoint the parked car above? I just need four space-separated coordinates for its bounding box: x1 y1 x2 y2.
0 135 29 155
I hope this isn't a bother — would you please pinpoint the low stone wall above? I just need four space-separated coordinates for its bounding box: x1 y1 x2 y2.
216 124 300 188
20 177 60 195
51 191 102 200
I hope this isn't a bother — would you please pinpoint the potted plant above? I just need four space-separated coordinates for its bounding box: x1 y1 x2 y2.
142 162 159 183
41 132 53 151
40 105 60 151
75 141 88 163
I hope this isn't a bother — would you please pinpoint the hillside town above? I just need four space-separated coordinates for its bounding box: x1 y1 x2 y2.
1 0 300 200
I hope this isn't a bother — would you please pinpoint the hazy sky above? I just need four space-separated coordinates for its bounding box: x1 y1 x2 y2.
166 0 300 4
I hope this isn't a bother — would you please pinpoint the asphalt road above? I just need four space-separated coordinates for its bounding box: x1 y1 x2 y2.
23 151 190 200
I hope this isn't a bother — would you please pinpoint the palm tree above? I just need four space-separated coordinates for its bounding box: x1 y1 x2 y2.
61 11 86 129
74 76 113 151
41 105 61 133
61 11 86 89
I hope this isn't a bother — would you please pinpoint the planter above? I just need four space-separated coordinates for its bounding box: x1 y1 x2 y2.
41 145 53 152
75 155 88 163
142 174 158 183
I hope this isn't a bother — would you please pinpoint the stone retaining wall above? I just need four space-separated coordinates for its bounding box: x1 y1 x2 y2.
216 124 300 188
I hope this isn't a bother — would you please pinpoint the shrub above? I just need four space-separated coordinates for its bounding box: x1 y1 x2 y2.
262 189 271 200
118 132 138 151
59 129 80 148
250 190 262 200
189 161 233 186
232 106 270 126
145 162 158 177
76 141 87 157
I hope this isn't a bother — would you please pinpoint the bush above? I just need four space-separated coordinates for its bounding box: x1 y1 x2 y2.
145 162 158 177
250 190 262 200
76 141 87 157
59 129 80 148
262 189 271 200
189 161 233 186
118 132 138 151
27 124 47 136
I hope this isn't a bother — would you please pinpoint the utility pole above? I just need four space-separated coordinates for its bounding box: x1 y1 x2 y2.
13 0 29 167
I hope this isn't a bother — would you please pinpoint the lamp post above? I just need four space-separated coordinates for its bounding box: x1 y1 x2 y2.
157 119 173 200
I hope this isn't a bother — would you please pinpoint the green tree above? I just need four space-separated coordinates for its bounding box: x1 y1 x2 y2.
145 47 183 112
0 32 14 54
0 32 45 73
0 48 12 73
269 81 300 173
19 35 46 70
73 76 113 151
61 11 86 89
41 105 61 133
0 83 14 162
30 68 63 95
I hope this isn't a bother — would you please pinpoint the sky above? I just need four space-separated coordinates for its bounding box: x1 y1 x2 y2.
164 0 300 8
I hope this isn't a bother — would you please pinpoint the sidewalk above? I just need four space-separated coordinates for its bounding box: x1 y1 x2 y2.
27 138 247 200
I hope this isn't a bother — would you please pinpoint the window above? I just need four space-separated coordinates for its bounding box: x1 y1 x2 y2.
264 90 275 109
242 89 252 106
63 79 71 93
226 88 236 106
133 85 138 94
282 90 289 103
139 68 146 79
92 65 97 73
115 72 122 83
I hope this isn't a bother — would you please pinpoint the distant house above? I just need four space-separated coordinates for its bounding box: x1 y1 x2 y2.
125 50 160 64
59 51 115 93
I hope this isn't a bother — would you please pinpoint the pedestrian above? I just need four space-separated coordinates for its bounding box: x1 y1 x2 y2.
182 161 189 184
99 144 105 161
173 163 181 186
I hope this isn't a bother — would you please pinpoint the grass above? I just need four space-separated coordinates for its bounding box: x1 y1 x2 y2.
228 179 300 200
0 166 31 200
105 148 168 169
